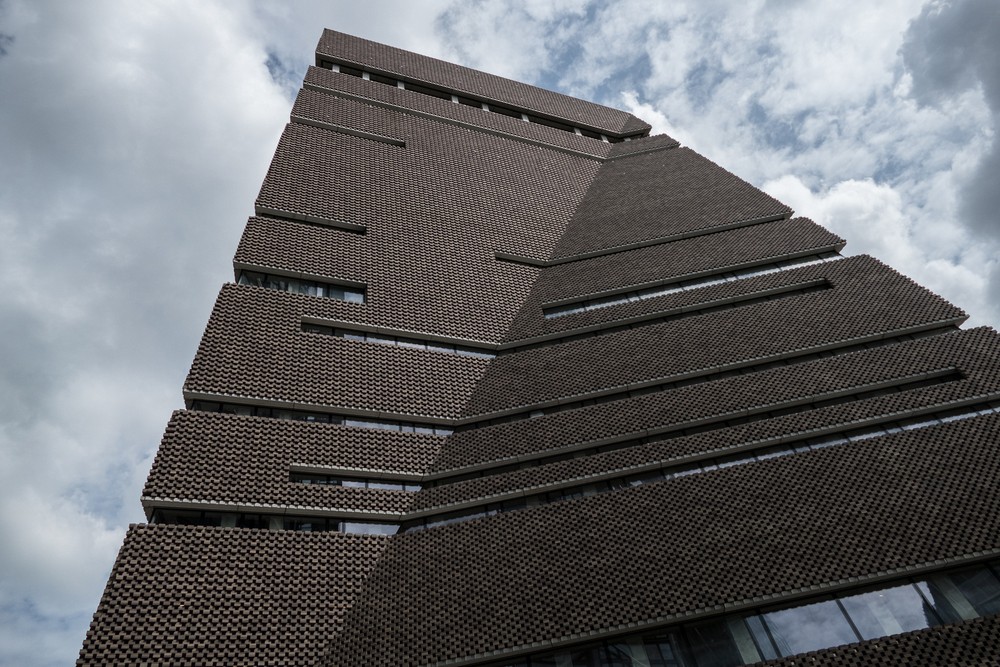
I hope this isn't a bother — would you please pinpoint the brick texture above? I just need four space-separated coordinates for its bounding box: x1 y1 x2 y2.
78 524 388 667
325 413 1000 666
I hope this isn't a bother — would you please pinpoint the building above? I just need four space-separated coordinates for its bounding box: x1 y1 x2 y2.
78 29 1000 667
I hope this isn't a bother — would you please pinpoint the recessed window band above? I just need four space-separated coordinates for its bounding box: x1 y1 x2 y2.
188 400 453 436
544 252 842 318
488 558 1000 667
302 323 496 359
406 399 995 532
238 270 365 303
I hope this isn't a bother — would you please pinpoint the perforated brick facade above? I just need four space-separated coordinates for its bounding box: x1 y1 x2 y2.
79 29 1000 667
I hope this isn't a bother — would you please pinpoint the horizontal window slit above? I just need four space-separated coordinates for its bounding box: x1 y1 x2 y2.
237 270 365 303
318 61 620 142
454 328 960 433
436 369 965 482
187 400 453 436
150 509 398 535
481 558 1000 667
301 323 496 359
409 397 991 531
544 253 843 319
290 472 420 492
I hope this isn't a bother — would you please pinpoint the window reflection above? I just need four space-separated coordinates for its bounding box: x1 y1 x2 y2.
762 599 857 656
480 562 1000 667
839 583 940 639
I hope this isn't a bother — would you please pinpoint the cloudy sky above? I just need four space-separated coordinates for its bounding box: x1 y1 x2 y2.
0 0 997 664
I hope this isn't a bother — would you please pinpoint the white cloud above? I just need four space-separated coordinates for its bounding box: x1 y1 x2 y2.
764 174 993 325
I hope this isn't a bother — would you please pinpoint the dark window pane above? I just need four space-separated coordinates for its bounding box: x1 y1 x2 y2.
761 599 858 657
603 639 670 666
642 631 694 667
683 618 743 667
302 323 332 335
744 615 778 660
236 514 269 529
946 567 1000 616
283 518 317 532
488 104 523 118
916 578 976 623
402 81 452 100
566 646 600 667
526 652 561 667
840 583 940 640
265 276 290 291
530 115 575 133
238 271 266 287
368 72 397 86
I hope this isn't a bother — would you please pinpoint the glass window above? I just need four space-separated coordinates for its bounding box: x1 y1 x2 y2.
761 599 858 656
302 322 332 334
368 72 397 86
236 513 269 529
291 280 318 296
344 522 398 536
744 616 778 661
368 481 401 491
839 583 940 639
566 646 601 667
683 618 744 667
946 567 1000 616
237 271 266 287
916 576 979 623
642 632 694 667
283 518 319 532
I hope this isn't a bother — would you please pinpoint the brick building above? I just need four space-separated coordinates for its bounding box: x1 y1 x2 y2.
79 29 1000 666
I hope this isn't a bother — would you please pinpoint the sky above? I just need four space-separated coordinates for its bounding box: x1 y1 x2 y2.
0 1 996 664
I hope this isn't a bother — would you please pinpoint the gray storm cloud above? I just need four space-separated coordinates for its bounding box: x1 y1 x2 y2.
902 0 1000 239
